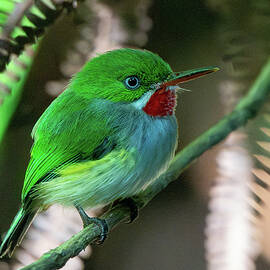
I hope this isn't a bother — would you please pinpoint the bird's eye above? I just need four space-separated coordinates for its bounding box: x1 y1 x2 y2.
124 76 140 90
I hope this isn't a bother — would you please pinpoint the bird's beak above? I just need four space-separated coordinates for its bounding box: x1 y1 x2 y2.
161 66 219 90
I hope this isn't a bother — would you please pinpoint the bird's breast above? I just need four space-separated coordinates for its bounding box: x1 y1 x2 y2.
115 111 178 194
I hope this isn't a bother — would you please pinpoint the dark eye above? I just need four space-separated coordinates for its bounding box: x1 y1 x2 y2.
124 76 140 90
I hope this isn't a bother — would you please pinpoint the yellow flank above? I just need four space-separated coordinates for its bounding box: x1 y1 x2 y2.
58 148 134 176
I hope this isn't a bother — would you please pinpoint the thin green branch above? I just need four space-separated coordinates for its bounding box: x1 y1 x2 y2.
22 57 270 270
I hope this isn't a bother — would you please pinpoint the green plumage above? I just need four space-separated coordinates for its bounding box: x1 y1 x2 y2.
0 48 217 258
22 49 172 201
0 48 218 258
0 48 174 257
22 91 111 200
0 207 37 258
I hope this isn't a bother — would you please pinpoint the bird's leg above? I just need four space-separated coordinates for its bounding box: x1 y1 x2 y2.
75 206 108 244
112 198 139 223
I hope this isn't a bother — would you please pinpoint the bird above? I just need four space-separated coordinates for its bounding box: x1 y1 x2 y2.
0 48 218 258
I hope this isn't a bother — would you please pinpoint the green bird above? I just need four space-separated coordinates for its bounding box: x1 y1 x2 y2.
0 48 218 258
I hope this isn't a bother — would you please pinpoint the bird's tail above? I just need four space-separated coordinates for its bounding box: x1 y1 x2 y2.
0 206 37 258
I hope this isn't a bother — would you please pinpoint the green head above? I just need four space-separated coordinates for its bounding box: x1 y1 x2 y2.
70 48 219 116
71 48 172 102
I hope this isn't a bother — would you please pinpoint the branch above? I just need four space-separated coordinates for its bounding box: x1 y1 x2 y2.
22 58 270 270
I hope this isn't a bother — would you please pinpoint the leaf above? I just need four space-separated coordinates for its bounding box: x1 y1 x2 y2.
0 0 81 72
0 44 37 143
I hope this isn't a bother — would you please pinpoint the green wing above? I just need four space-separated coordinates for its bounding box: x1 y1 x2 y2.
21 90 112 202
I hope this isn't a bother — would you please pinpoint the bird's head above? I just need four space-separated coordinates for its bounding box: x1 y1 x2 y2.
71 48 218 117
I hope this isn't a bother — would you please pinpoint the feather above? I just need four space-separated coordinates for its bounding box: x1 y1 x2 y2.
0 207 38 258
33 100 178 208
22 90 111 201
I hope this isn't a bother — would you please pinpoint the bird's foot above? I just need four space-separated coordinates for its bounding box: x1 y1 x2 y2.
113 198 139 223
76 206 108 244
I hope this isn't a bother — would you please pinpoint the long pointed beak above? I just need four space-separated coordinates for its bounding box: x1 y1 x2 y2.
162 66 219 88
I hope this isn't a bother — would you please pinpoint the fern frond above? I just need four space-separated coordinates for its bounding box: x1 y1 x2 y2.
0 44 36 143
205 0 270 268
249 114 270 262
205 133 260 270
0 0 80 72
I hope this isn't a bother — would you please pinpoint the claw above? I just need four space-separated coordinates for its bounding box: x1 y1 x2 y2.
76 206 108 244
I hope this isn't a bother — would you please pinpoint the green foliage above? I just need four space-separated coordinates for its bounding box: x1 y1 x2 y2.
0 0 78 72
0 0 81 144
0 45 36 144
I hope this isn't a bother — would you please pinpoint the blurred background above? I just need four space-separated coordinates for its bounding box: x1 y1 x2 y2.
0 0 270 269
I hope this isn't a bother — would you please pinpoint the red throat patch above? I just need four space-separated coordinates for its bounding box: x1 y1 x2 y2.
143 88 176 117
